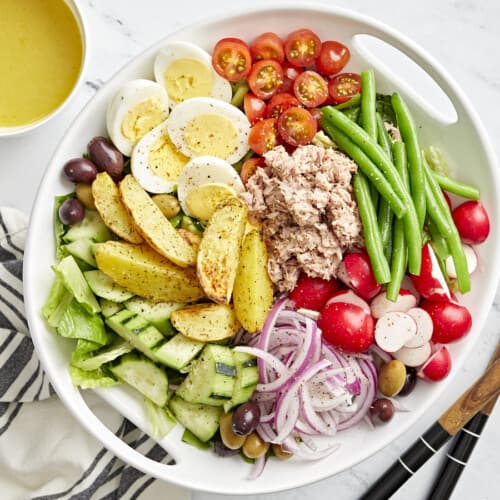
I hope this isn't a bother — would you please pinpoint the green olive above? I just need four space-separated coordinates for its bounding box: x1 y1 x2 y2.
272 443 293 460
152 194 180 219
378 359 407 397
219 413 246 450
76 182 96 210
242 432 270 459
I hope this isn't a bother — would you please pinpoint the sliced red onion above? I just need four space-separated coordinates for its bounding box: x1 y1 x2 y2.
368 344 392 363
248 454 267 480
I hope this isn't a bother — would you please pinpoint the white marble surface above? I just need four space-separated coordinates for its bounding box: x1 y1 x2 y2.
1 0 499 498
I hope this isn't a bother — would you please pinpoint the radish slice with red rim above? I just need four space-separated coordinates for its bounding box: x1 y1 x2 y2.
445 244 477 278
375 311 417 353
404 308 433 348
393 342 432 367
326 289 371 314
370 289 417 319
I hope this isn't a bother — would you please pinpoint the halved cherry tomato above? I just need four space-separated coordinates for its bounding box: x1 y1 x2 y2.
277 107 317 147
316 40 350 76
212 38 252 82
248 118 282 155
293 70 328 107
265 92 300 119
248 59 284 100
244 93 266 125
284 29 322 67
240 157 266 185
250 32 285 63
280 62 304 93
328 72 362 103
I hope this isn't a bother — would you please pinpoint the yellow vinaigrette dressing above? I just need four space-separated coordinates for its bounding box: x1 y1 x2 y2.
0 0 83 127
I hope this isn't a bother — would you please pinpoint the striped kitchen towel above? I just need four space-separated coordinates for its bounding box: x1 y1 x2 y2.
0 207 190 500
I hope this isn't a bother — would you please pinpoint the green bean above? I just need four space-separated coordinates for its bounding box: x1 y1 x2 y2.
431 171 480 200
386 217 407 301
353 172 391 284
230 81 249 108
370 183 380 213
392 141 422 275
376 113 393 158
391 92 426 229
321 121 406 218
427 219 450 261
424 170 453 237
361 70 377 141
334 93 361 110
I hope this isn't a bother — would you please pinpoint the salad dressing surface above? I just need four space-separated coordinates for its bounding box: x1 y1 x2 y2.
0 0 83 127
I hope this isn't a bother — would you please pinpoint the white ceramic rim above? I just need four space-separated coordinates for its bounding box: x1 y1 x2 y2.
24 1 500 495
0 0 88 138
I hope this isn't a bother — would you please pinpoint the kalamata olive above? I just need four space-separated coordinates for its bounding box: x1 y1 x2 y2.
152 194 180 218
232 401 261 437
59 198 85 225
63 158 98 184
378 360 407 397
75 182 96 210
219 413 246 450
212 435 240 457
272 443 293 460
242 432 270 459
87 136 124 180
370 398 395 423
399 367 418 396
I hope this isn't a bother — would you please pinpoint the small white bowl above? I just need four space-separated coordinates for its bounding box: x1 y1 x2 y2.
0 0 88 138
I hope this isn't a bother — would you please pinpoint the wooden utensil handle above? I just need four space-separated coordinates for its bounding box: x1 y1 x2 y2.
438 358 500 435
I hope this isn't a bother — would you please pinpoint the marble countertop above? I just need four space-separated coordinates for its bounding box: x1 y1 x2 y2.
1 0 499 498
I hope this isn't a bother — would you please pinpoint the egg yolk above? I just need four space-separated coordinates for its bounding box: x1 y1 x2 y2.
183 114 239 159
121 97 167 143
148 134 188 181
164 58 213 103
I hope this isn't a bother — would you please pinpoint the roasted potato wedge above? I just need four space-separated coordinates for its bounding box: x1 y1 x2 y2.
197 197 247 304
119 175 196 267
233 229 274 333
177 228 201 256
92 172 143 243
171 303 240 342
95 241 204 302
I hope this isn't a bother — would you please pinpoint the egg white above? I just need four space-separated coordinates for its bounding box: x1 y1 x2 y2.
106 79 169 157
154 41 231 105
177 155 245 216
167 97 251 164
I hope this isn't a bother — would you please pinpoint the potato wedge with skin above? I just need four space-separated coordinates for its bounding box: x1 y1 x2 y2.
233 230 274 333
92 172 143 243
95 241 204 302
197 197 247 304
119 175 196 268
171 303 240 342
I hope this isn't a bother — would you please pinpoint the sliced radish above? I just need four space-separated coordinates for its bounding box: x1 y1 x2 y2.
326 289 371 315
337 252 381 301
445 244 478 279
404 308 433 348
375 312 417 353
393 342 431 367
401 275 421 302
417 345 452 381
370 289 417 319
411 243 451 301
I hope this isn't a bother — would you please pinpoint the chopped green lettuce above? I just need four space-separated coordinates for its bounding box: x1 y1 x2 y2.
69 365 121 389
424 146 452 176
53 193 75 260
42 276 73 327
71 338 134 371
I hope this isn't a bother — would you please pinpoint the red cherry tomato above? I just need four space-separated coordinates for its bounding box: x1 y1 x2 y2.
250 32 285 63
240 157 266 185
243 93 266 125
316 40 350 76
248 118 281 155
289 274 342 311
328 72 362 104
212 37 252 82
248 59 284 100
280 62 303 93
284 29 322 67
318 302 374 353
265 92 300 119
277 107 317 147
293 70 328 107
421 300 472 344
452 201 490 244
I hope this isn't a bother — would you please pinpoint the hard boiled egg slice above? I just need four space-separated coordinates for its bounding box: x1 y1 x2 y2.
177 156 244 216
106 79 169 157
184 183 237 221
154 41 232 105
167 97 250 164
131 120 189 194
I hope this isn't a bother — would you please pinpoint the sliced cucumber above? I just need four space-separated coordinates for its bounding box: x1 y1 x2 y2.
71 338 134 371
84 269 134 302
169 395 222 442
124 297 184 335
100 298 124 318
223 352 258 412
63 238 97 267
63 210 111 243
176 345 236 406
110 353 168 407
153 333 204 371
